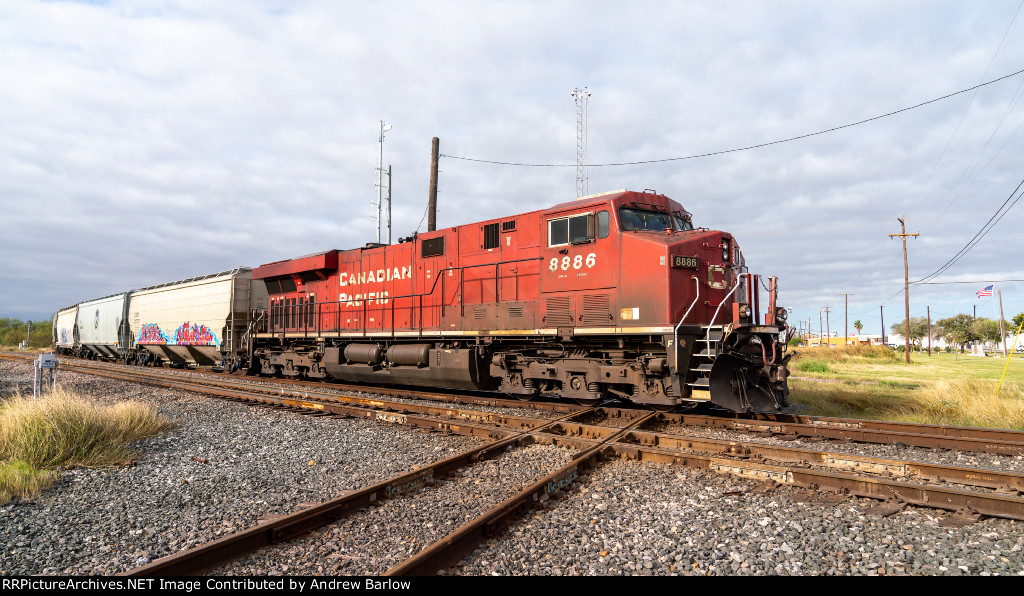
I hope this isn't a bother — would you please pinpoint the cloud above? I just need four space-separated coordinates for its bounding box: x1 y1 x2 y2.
1 0 1023 329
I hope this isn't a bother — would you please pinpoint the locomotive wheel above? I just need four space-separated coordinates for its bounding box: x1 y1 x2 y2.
646 404 677 413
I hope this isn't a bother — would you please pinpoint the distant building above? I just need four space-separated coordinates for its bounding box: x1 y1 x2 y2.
806 335 883 348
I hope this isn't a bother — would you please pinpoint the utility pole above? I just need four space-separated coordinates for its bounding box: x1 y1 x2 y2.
889 217 919 364
428 137 439 232
822 307 831 348
819 311 824 346
880 306 886 346
839 293 854 347
927 306 932 356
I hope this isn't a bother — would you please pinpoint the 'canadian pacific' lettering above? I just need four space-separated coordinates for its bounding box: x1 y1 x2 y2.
339 266 412 287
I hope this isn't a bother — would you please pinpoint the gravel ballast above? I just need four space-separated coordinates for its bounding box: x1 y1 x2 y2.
2 359 1024 576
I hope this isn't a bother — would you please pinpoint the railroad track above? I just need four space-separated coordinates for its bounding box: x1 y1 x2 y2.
5 352 1024 575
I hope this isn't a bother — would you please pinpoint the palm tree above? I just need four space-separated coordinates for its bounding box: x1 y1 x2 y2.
853 320 863 336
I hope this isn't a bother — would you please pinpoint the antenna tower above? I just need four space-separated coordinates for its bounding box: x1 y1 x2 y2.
375 120 392 244
571 87 591 198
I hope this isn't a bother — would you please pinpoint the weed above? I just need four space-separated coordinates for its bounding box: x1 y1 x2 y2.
797 359 832 374
0 387 177 502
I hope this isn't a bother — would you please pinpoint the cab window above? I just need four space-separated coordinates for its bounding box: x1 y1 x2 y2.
548 213 594 247
619 207 678 232
674 212 694 231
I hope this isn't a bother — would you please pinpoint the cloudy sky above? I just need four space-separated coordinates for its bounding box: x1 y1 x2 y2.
3 0 1023 339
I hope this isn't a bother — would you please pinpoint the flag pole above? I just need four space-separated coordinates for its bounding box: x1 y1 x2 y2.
998 288 1007 357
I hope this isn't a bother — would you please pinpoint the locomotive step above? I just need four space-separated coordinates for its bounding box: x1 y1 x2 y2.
691 363 713 372
696 333 724 342
687 378 710 388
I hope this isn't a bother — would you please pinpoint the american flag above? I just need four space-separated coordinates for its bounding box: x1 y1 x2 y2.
977 285 994 298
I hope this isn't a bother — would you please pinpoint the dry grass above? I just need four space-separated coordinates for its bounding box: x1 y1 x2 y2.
0 460 56 503
788 345 1024 430
909 377 1024 429
0 386 178 504
791 344 900 364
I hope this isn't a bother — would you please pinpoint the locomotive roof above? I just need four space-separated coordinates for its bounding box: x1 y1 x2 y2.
545 189 674 213
253 250 339 280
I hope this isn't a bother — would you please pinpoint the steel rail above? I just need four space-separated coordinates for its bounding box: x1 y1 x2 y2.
12 351 1024 450
662 412 1024 456
12 352 1024 489
24 354 1023 574
625 428 1024 494
607 442 1024 522
383 411 659 576
385 419 1024 576
48 355 1024 455
12 353 1024 495
120 406 598 577
716 411 1024 443
28 354 585 415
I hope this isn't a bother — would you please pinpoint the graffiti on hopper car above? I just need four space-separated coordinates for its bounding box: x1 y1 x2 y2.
174 322 218 346
138 324 170 345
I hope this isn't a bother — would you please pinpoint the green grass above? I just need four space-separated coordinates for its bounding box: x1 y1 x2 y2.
0 387 178 504
788 346 1024 429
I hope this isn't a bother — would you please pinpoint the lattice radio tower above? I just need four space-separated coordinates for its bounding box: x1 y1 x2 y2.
571 87 591 198
375 120 392 244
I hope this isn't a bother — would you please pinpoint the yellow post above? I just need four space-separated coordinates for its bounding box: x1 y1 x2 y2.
996 322 1024 396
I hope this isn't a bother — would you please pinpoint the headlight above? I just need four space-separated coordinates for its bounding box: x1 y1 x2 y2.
738 304 751 319
775 307 788 323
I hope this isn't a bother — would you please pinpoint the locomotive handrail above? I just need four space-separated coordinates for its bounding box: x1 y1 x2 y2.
672 276 701 373
704 277 744 353
261 256 543 338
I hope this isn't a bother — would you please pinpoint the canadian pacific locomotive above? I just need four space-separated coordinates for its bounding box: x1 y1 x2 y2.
248 189 791 412
53 189 790 412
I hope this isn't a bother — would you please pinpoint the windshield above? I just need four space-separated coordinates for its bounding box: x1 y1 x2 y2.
619 207 693 232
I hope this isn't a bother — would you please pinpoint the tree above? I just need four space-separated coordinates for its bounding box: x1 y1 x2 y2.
890 317 930 348
1012 312 1024 333
937 314 978 353
853 320 863 335
0 318 53 349
973 317 1009 347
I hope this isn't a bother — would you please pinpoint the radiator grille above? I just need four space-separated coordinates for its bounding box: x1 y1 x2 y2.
545 297 573 326
580 294 611 325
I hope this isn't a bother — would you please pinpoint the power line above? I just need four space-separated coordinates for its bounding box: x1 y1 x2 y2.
905 0 1024 218
918 279 1024 285
0 276 126 286
441 67 1024 168
911 178 1024 285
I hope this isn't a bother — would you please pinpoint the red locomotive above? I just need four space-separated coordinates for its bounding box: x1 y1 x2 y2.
250 189 791 412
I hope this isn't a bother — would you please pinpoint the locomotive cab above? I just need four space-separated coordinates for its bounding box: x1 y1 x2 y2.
535 190 790 411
